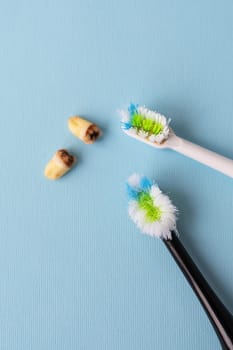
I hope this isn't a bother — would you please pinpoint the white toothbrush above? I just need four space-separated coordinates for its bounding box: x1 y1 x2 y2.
121 103 233 179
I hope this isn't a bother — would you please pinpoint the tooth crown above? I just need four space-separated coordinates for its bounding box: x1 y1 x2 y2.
44 149 76 180
68 116 101 144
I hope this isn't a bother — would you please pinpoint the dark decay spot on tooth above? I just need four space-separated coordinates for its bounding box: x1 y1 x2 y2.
90 131 99 140
58 149 75 167
86 125 100 142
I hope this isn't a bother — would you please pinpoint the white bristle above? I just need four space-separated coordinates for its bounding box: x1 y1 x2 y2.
128 173 141 188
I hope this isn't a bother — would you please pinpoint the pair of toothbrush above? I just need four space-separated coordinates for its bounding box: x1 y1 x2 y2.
126 174 233 350
121 103 233 179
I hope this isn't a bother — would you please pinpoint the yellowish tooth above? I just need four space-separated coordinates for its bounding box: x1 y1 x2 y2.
44 149 76 180
68 116 101 144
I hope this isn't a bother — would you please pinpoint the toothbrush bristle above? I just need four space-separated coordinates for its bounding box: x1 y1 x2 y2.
121 103 171 144
127 174 178 239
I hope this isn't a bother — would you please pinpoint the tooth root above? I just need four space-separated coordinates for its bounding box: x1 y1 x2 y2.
44 149 76 180
68 116 101 144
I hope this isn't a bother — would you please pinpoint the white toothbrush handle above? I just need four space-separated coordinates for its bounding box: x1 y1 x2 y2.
171 137 233 178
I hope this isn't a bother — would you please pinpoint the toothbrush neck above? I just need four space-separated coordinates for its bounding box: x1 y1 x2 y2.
163 233 233 350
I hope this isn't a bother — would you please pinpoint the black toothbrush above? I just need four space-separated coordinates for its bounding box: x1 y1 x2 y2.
127 173 233 349
164 232 233 350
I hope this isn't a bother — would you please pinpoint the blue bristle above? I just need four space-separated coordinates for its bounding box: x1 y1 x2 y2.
121 121 131 130
140 176 153 191
126 183 139 200
128 103 138 116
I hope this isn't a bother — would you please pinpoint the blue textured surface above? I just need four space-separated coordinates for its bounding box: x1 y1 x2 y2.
1 1 233 349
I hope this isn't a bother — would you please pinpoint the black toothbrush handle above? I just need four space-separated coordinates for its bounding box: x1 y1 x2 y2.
163 232 233 350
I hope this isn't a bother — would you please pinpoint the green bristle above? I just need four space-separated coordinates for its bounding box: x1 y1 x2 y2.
131 114 143 129
138 192 162 222
142 118 155 132
131 113 163 135
152 122 163 135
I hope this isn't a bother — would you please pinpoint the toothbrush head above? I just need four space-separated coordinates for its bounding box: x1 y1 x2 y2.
121 103 171 146
126 174 178 240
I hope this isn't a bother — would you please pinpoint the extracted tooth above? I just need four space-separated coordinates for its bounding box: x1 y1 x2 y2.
44 149 76 180
68 116 101 144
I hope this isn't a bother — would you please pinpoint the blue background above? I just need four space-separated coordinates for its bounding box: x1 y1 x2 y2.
0 1 233 349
